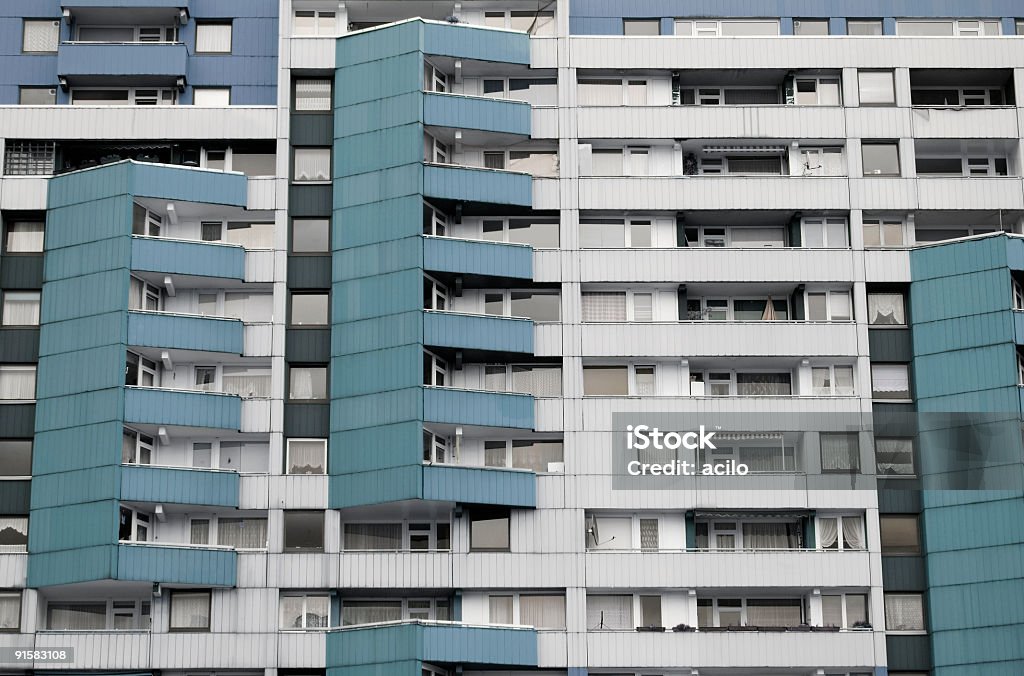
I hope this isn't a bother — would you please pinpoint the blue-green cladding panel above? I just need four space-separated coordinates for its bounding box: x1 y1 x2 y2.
909 235 1024 675
128 312 244 355
330 21 537 510
120 465 239 507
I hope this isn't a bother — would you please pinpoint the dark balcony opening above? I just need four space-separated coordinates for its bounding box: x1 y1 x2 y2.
910 68 1015 106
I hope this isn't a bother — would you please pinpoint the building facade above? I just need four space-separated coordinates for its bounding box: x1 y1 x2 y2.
0 1 1023 676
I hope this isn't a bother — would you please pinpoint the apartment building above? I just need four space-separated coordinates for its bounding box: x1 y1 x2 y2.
0 1 1023 676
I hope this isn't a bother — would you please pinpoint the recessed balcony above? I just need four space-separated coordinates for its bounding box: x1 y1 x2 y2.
423 386 534 429
124 386 241 430
120 464 239 508
131 236 245 280
116 542 236 587
58 42 187 81
127 310 244 355
424 164 533 207
423 310 533 354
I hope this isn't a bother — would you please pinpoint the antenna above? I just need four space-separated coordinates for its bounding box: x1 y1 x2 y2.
585 516 617 547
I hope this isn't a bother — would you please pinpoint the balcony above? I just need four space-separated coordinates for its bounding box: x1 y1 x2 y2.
424 92 530 137
131 236 245 280
127 311 243 355
116 542 236 586
120 464 239 508
423 386 534 429
124 386 241 430
577 176 849 210
424 164 533 207
911 106 1019 139
916 177 1024 210
422 464 535 507
58 42 187 80
32 631 150 670
585 629 876 669
577 105 846 140
326 621 537 671
423 235 532 280
423 310 533 354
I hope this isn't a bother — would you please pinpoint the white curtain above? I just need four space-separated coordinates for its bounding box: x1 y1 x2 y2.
520 595 566 630
223 368 271 398
218 518 267 549
288 440 326 474
821 595 843 627
190 519 210 545
294 149 330 181
818 517 839 549
8 222 45 252
0 517 28 552
872 364 910 396
196 23 232 52
47 603 106 630
344 523 401 550
0 367 35 400
342 601 401 626
746 600 802 627
821 433 860 471
579 221 626 248
876 438 914 475
842 516 866 550
170 592 210 629
586 595 633 630
632 293 653 322
2 292 40 325
295 79 332 111
290 368 322 399
742 522 799 549
511 366 562 397
739 446 791 472
868 293 906 325
0 593 19 630
885 595 924 631
488 595 513 624
582 292 627 322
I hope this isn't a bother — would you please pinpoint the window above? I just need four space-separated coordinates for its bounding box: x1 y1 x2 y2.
795 79 841 106
897 19 1000 36
802 217 849 248
848 20 883 35
862 142 901 176
0 517 28 552
806 290 852 320
4 222 44 252
674 19 779 36
623 19 660 35
519 594 566 629
858 71 896 105
193 88 230 106
794 19 829 35
470 507 510 551
484 440 564 473
294 148 330 182
292 219 329 252
583 365 628 395
817 514 866 549
868 293 906 325
822 593 868 628
289 366 327 400
0 440 32 477
2 291 40 326
46 599 150 631
799 146 843 175
0 365 36 401
872 364 911 400
484 10 556 36
280 592 330 629
23 19 59 52
590 149 623 176
586 595 633 630
122 428 154 465
0 591 20 631
283 511 325 551
19 87 56 105
880 516 921 554
863 218 905 247
820 433 861 473
423 61 448 93
293 9 337 36
169 591 211 631
295 78 332 111
196 23 232 53
480 218 560 248
286 439 327 475
885 593 925 631
344 522 450 551
812 365 856 395
4 141 55 175
290 293 329 326
582 291 657 322
640 519 660 549
876 438 915 475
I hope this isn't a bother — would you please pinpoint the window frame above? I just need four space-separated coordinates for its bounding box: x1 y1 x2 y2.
279 591 332 630
863 217 906 247
288 364 329 401
195 21 233 54
45 598 151 631
169 590 212 632
816 513 867 549
285 438 328 475
821 592 869 628
871 363 912 401
293 147 331 183
875 437 916 476
292 9 339 37
192 87 231 107
884 592 926 633
805 289 853 321
880 515 922 555
469 506 511 552
793 18 830 35
861 141 901 176
0 364 37 402
867 292 907 326
674 18 780 37
283 510 326 552
18 87 57 105
293 77 332 112
858 70 896 106
288 291 330 327
810 364 856 396
819 434 862 474
1 290 41 326
22 19 59 53
291 218 330 253
0 590 21 632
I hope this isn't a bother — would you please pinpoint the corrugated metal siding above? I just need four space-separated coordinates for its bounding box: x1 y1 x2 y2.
285 328 330 362
0 255 44 288
0 328 40 362
120 465 239 507
422 465 536 507
423 92 530 135
423 311 534 354
423 387 535 428
287 255 332 289
116 543 236 586
868 328 913 363
128 311 243 354
424 165 533 206
57 43 186 77
131 237 246 280
124 387 241 429
423 236 533 279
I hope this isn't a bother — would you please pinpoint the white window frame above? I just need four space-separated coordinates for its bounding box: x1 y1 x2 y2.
487 592 566 628
884 593 926 633
483 9 556 36
481 363 562 397
896 18 1001 36
424 350 447 387
911 85 1006 107
285 438 327 475
805 289 853 321
801 217 849 248
811 364 856 395
794 77 841 105
423 274 449 311
691 369 794 397
423 59 447 93
293 9 338 36
74 24 178 43
122 427 155 465
195 22 232 54
46 599 152 631
294 78 331 111
293 147 331 183
279 592 331 629
816 513 866 550
119 505 152 543
580 289 655 322
0 365 37 402
696 597 804 628
871 363 911 400
1 290 40 326
422 427 450 464
22 19 59 53
480 289 560 322
577 78 649 106
342 520 451 551
863 217 906 247
821 592 869 629
799 147 844 176
193 88 230 106
858 70 896 106
674 19 780 36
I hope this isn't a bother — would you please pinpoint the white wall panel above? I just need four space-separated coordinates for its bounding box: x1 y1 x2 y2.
533 177 561 209
862 249 911 283
530 37 558 69
267 475 329 509
149 633 277 669
245 250 276 283
0 177 48 210
576 106 846 140
531 108 560 139
0 107 276 140
916 177 1024 210
247 177 278 210
848 178 918 210
241 399 274 433
845 107 913 139
337 552 454 589
243 323 274 357
34 631 151 670
277 631 326 668
910 106 1019 139
0 554 27 587
578 177 850 210
290 38 335 69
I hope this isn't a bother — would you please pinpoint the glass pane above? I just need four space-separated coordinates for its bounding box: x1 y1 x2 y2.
470 511 510 550
293 219 329 252
290 294 329 325
583 366 628 395
510 292 559 322
295 79 331 111
290 367 327 400
880 516 920 554
858 71 895 104
283 511 324 550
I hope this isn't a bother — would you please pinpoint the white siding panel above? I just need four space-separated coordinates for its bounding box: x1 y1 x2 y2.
916 177 1024 210
290 38 336 69
530 37 558 69
338 552 454 589
911 106 1020 139
247 177 278 210
845 107 913 139
238 474 270 509
33 631 150 669
863 249 911 282
533 177 560 209
452 553 580 588
848 178 918 210
236 551 269 588
149 633 277 669
240 399 273 433
532 250 563 282
578 178 849 210
0 107 276 140
267 475 329 509
244 250 276 283
577 106 846 140
534 398 565 432
267 553 339 588
243 323 274 357
0 554 27 587
277 631 327 668
533 323 563 357
531 108 560 139
0 177 48 210
536 631 569 668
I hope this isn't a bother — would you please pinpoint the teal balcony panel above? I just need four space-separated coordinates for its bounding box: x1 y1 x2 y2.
44 225 132 273
124 387 241 430
120 464 239 507
331 311 424 356
28 500 119 554
911 310 1013 357
334 124 423 177
129 163 248 207
330 421 422 475
336 24 424 82
423 465 535 508
48 162 134 211
39 313 126 358
423 92 530 136
422 236 532 280
423 165 531 207
58 43 187 79
423 311 533 354
128 311 243 355
913 345 1018 401
35 388 124 433
909 268 1012 325
423 387 533 429
1008 235 1024 271
116 543 237 587
331 346 423 398
326 622 537 669
330 388 423 432
909 234 1013 282
28 545 117 588
332 237 423 289
422 21 531 65
333 268 424 323
131 237 245 280
37 344 126 399
329 465 424 509
332 92 422 138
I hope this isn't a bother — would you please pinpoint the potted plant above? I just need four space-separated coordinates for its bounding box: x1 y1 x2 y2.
672 623 696 632
852 621 873 630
